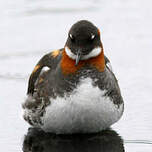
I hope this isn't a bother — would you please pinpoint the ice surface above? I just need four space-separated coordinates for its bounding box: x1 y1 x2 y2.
0 0 152 151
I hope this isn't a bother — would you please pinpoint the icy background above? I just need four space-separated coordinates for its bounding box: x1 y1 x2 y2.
0 0 152 151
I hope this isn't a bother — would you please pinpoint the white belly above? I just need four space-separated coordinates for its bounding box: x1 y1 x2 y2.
42 78 123 134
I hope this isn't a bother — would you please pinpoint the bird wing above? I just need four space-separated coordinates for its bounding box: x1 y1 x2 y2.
104 55 113 72
27 49 63 95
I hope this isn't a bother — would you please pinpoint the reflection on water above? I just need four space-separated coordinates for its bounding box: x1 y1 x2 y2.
23 128 124 152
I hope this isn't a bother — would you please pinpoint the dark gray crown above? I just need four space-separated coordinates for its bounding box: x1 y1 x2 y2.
65 20 102 56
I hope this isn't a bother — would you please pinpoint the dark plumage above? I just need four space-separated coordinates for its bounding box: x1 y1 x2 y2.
66 20 101 56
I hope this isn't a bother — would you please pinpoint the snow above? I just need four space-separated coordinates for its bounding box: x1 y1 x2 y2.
0 0 152 151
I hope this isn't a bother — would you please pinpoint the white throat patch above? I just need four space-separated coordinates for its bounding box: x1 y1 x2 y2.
65 46 102 60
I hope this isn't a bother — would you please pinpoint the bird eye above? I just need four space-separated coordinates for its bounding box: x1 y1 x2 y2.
91 34 95 40
69 34 75 42
69 34 74 40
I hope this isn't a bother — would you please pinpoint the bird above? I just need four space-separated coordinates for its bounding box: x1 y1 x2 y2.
22 20 124 134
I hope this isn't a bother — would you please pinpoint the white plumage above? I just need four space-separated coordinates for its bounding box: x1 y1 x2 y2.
41 78 124 134
65 46 102 60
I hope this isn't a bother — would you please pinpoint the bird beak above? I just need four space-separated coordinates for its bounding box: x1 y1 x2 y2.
75 50 81 66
